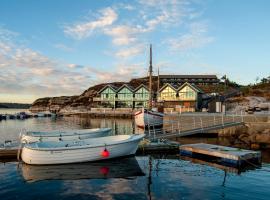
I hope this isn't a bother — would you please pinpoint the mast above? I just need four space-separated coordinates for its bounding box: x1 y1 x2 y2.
157 67 160 99
148 44 153 109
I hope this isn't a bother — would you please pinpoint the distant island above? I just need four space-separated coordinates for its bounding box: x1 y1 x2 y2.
0 103 31 109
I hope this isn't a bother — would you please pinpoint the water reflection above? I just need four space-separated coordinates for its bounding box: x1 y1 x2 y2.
19 157 145 182
0 116 145 141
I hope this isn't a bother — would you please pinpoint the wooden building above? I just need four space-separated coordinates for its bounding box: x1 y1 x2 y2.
94 84 149 109
134 84 149 108
96 84 117 108
159 75 219 86
158 82 204 112
116 84 134 108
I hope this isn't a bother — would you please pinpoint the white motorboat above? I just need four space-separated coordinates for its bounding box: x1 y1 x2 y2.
20 157 145 182
21 134 145 165
134 108 164 128
20 128 112 143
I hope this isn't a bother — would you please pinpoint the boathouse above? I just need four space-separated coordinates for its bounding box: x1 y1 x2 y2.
96 84 117 108
116 84 134 108
177 82 204 112
158 82 204 112
134 84 149 108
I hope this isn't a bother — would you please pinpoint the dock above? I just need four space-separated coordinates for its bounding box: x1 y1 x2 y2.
180 143 261 167
137 139 180 154
0 148 18 159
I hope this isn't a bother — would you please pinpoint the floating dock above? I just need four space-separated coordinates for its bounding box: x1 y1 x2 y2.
137 139 180 154
180 143 261 168
0 148 17 159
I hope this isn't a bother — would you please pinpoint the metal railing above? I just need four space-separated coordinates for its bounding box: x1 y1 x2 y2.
145 113 245 140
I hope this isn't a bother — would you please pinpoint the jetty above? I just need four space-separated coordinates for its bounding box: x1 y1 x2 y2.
146 113 245 140
180 143 261 167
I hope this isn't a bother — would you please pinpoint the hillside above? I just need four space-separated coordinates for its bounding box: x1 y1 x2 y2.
30 77 239 113
0 103 31 109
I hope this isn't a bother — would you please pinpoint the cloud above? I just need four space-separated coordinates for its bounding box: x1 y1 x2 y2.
64 7 118 39
54 43 73 52
85 63 146 84
115 44 145 58
0 28 93 100
167 22 214 51
67 64 84 69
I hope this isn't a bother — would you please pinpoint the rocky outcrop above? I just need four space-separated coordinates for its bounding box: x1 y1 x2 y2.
30 77 153 114
30 96 78 113
218 122 270 149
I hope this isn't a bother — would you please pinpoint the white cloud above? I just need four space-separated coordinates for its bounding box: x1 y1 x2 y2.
168 22 214 51
104 25 147 45
115 44 144 58
64 7 118 39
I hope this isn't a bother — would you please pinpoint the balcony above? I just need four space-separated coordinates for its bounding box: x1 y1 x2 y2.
158 96 196 101
93 97 115 101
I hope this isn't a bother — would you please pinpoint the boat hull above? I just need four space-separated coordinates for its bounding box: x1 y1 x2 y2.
21 128 111 143
134 109 164 128
21 134 144 165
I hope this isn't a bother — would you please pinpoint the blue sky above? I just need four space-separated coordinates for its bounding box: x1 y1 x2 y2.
0 0 269 103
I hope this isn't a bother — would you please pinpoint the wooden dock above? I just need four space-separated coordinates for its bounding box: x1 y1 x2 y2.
180 143 261 167
137 139 180 154
0 148 17 159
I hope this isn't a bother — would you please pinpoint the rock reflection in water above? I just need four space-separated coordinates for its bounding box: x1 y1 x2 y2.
19 157 145 182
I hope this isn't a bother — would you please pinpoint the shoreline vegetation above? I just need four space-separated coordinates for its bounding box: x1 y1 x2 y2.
0 103 31 109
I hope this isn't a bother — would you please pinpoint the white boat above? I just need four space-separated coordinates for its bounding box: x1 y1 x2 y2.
21 134 145 165
19 157 145 182
134 108 164 128
20 128 111 143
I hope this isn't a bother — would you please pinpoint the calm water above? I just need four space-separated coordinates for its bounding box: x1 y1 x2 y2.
1 115 270 200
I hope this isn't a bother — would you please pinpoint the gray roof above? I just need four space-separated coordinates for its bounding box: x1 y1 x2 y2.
159 75 218 79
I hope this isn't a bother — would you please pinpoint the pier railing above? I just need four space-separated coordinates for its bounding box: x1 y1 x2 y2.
145 113 245 140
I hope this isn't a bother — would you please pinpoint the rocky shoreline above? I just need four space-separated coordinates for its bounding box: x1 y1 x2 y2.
217 116 270 149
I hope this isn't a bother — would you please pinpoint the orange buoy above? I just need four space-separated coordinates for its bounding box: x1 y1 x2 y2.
101 148 110 157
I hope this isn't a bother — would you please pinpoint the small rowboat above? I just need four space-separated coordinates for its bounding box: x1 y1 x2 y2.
20 157 145 182
134 108 164 128
21 134 145 165
20 128 112 143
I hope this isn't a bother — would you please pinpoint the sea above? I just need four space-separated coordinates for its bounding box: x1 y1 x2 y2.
0 109 270 200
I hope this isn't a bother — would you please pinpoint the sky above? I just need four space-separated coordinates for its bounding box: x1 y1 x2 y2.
0 0 269 103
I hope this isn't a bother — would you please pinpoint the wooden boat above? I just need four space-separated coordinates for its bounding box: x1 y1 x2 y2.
20 128 112 143
134 108 164 128
19 157 145 182
21 134 145 165
134 45 164 128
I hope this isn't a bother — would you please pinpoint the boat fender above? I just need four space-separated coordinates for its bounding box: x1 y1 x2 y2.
101 146 110 158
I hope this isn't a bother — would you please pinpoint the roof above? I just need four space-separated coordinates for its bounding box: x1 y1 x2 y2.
117 84 134 92
178 82 204 93
159 83 178 92
159 75 218 79
134 84 149 92
98 84 118 94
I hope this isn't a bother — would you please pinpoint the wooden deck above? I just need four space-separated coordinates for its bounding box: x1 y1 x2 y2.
180 143 261 167
0 148 17 159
